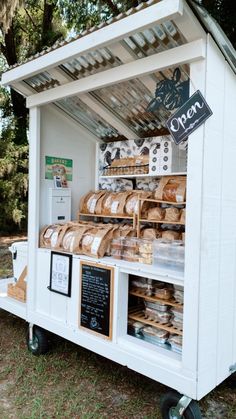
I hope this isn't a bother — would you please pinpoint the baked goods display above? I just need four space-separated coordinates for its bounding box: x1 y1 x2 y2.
103 155 149 176
110 237 153 264
153 238 185 270
128 277 184 352
154 176 186 203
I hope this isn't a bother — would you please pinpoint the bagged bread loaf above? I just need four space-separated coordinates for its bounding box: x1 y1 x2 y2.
79 191 106 214
165 207 180 222
141 228 161 240
147 207 165 221
125 191 152 216
62 224 94 253
162 230 181 240
40 224 64 248
101 191 132 216
154 176 186 203
81 226 113 257
180 208 186 224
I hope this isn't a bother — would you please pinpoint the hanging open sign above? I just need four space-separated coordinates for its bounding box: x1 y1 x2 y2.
166 90 213 144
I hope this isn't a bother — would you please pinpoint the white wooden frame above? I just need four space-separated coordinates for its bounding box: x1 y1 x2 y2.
2 0 188 86
26 40 205 108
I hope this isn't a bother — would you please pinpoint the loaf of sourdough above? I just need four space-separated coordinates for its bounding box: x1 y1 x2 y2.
164 207 180 222
147 207 165 221
154 176 186 203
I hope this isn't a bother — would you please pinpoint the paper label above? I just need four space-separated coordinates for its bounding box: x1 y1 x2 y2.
89 198 97 214
111 201 119 214
176 194 183 203
51 232 58 247
69 236 75 253
134 201 139 213
91 237 102 255
44 228 53 239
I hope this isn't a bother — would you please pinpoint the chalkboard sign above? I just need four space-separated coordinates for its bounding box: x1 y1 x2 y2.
79 262 114 340
166 90 213 144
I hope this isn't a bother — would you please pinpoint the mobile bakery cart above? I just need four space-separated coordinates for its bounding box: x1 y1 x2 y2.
1 0 236 417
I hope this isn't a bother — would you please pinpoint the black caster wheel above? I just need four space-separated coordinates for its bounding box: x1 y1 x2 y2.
160 391 202 419
27 326 49 356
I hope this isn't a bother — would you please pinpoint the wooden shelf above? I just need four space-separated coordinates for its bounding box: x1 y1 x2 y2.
129 289 183 308
78 212 133 220
100 172 187 179
140 219 185 225
139 198 186 205
128 307 183 336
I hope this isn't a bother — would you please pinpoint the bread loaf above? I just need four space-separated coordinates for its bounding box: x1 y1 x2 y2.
154 176 186 203
164 207 180 222
147 207 165 221
162 230 181 240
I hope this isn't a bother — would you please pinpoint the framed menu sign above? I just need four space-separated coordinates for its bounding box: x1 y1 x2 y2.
48 251 72 297
79 262 114 340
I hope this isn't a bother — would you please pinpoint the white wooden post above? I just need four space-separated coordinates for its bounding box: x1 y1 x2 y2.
27 107 41 316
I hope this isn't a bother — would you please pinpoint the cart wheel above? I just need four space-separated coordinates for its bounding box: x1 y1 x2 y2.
160 391 202 419
27 326 49 356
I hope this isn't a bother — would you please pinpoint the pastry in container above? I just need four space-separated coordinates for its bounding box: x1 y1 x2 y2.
144 307 172 324
110 248 122 260
168 334 183 354
128 320 144 338
174 289 184 304
153 286 173 300
138 239 153 254
145 300 169 312
130 277 153 296
142 326 169 345
171 317 183 330
171 306 183 321
110 237 125 250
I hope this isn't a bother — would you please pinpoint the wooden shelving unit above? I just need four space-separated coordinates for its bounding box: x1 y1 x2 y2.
129 288 183 308
78 212 137 228
137 197 186 237
128 307 183 336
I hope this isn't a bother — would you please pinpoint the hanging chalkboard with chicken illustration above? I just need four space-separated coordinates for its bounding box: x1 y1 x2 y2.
147 68 190 113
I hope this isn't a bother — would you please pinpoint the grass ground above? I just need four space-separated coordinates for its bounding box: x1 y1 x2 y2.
0 235 236 418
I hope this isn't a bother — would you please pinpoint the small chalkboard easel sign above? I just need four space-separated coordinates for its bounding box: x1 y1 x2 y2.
79 262 114 340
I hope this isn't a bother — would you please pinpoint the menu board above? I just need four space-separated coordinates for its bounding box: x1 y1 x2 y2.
79 262 114 340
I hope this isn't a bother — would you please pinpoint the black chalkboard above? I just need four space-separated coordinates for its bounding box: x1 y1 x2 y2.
80 262 114 339
166 90 213 144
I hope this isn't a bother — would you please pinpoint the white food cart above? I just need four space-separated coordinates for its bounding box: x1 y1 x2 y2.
1 1 236 417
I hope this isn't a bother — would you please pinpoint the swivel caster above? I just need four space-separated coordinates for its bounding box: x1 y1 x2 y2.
27 324 49 356
160 390 202 419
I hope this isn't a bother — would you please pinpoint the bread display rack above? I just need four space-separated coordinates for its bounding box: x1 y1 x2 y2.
1 1 236 418
137 198 186 238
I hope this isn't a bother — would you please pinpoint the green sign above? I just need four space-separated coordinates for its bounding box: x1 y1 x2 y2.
45 156 73 181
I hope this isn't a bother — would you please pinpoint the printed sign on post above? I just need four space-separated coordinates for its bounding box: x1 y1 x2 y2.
45 156 73 182
166 90 213 144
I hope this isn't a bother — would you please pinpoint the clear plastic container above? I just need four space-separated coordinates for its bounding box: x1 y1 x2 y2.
174 289 184 304
145 300 169 312
128 320 144 338
169 240 185 269
153 239 185 270
171 317 183 330
111 238 125 250
138 239 153 254
145 307 172 324
153 239 171 266
171 306 183 321
142 326 169 345
110 248 122 260
153 286 173 300
169 334 183 354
